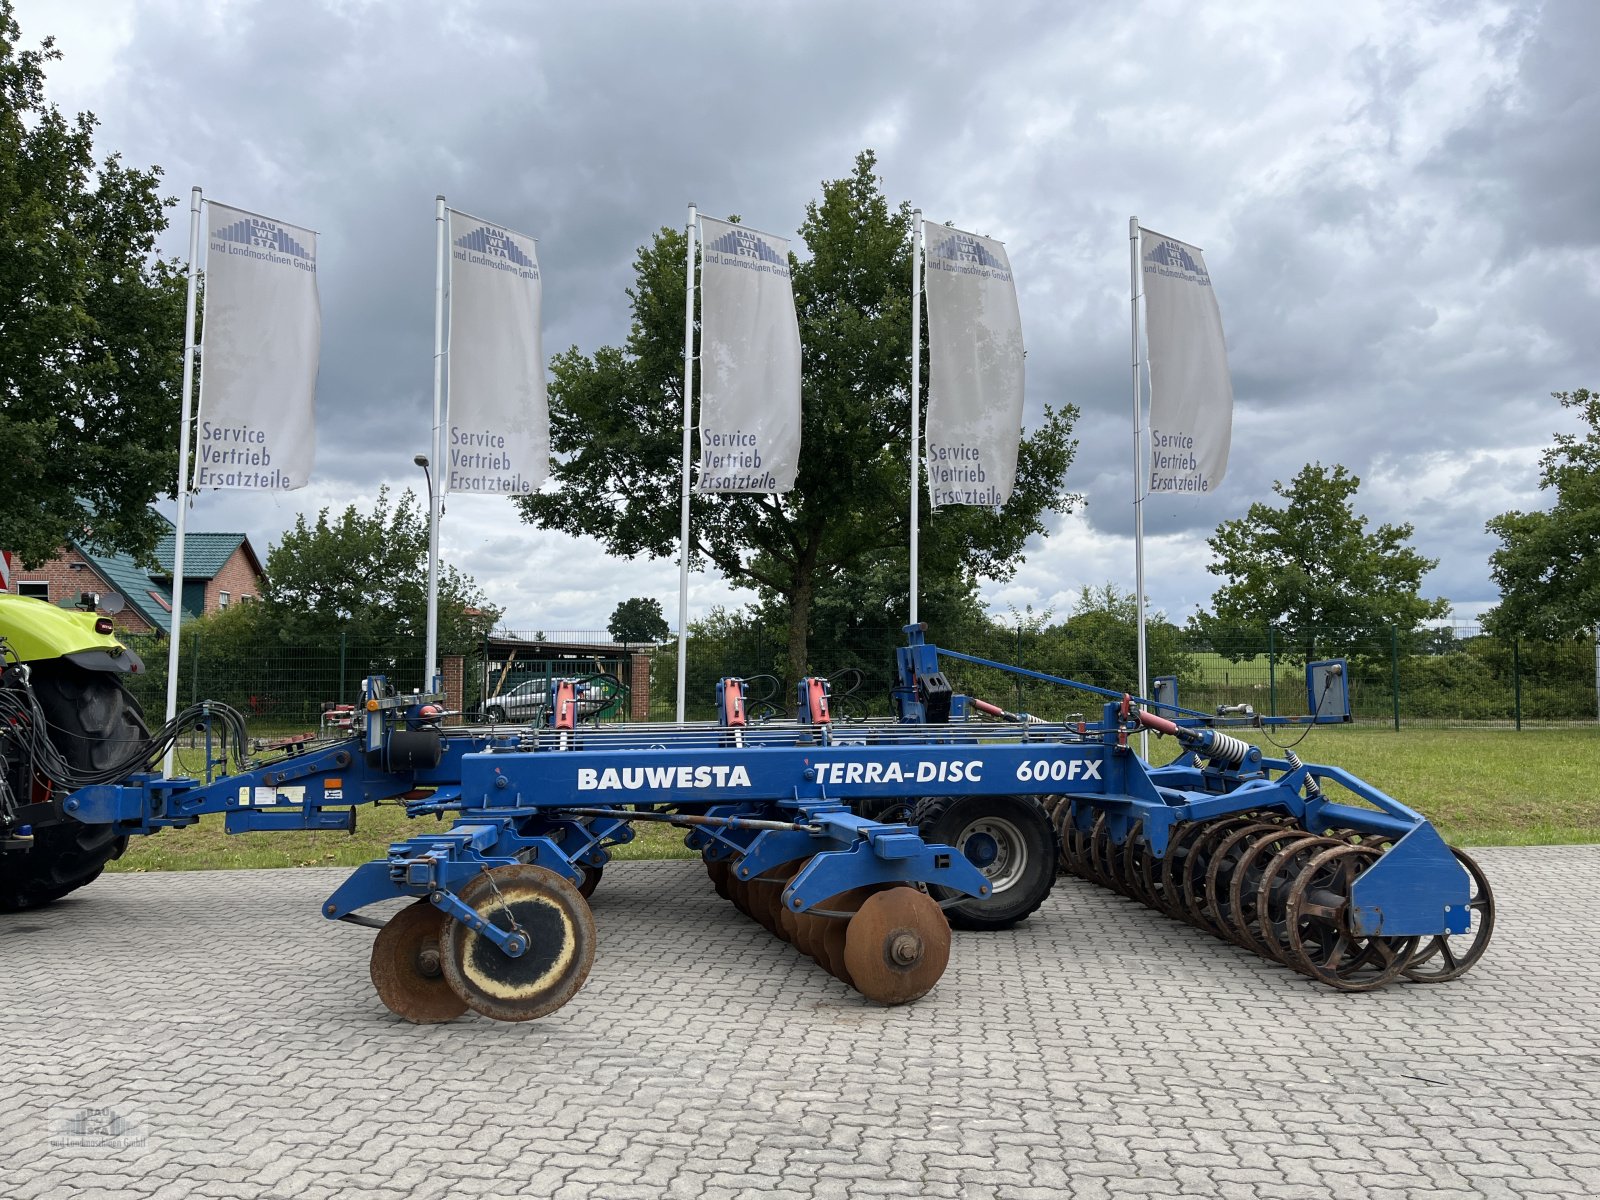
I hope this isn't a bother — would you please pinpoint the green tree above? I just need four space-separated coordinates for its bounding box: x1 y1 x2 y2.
262 487 500 653
1 3 187 565
1193 463 1450 661
1039 584 1196 691
607 596 668 643
1485 389 1599 640
515 151 1079 680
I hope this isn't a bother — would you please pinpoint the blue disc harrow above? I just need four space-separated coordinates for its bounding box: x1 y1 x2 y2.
43 625 1494 1022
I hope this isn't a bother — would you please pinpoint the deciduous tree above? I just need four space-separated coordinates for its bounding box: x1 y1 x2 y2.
607 596 668 644
1193 463 1449 661
1485 389 1599 640
1 3 187 565
516 152 1078 680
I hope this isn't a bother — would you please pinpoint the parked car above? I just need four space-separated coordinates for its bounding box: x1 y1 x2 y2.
482 675 624 724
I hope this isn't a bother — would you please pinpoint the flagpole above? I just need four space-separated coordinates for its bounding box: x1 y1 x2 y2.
423 195 446 694
908 210 923 626
675 204 696 723
1130 217 1149 748
163 187 202 775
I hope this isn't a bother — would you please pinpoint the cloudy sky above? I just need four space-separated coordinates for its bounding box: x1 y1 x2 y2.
15 0 1598 637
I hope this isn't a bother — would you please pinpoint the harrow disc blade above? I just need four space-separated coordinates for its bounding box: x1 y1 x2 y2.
705 858 732 900
369 900 469 1024
1402 846 1496 983
843 887 951 1005
439 865 596 1022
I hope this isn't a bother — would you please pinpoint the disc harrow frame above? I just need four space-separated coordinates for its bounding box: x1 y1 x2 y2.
52 623 1491 1020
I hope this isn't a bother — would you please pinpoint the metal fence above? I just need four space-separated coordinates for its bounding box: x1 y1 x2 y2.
115 622 1597 733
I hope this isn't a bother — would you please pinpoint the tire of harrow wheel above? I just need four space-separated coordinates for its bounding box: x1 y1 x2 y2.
913 794 1056 931
1 663 147 913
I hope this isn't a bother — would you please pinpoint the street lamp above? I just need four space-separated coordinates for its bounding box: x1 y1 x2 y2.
416 453 440 694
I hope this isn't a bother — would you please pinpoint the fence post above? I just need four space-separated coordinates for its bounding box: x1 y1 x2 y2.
339 630 347 707
190 626 200 706
1514 638 1522 732
1390 626 1400 731
1267 625 1277 718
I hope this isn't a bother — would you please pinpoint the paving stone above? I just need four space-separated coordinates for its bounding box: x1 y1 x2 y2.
1 848 1596 1199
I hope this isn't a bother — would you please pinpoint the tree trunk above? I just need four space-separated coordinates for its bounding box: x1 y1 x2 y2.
784 536 822 685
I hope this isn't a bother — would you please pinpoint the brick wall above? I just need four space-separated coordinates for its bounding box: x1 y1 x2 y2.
629 652 651 721
442 655 464 725
202 546 264 613
6 549 161 634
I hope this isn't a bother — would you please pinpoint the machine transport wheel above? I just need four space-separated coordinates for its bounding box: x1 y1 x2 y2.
1402 846 1495 983
439 865 596 1022
1285 845 1417 991
369 900 469 1023
915 794 1055 930
843 887 951 1005
1 663 147 912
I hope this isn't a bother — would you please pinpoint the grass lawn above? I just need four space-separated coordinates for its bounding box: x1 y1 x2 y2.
109 721 1596 874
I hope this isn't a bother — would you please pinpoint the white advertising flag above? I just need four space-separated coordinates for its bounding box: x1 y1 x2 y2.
446 210 547 495
922 221 1025 507
1140 229 1232 493
195 203 320 490
696 217 801 493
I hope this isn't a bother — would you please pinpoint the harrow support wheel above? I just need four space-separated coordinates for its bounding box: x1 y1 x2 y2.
1402 846 1495 983
1285 845 1417 991
1175 816 1258 933
843 887 951 1005
914 794 1055 930
439 865 596 1022
1156 821 1211 923
369 900 469 1024
1197 821 1283 942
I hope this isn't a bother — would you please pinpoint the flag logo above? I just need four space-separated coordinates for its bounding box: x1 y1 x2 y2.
212 216 314 265
455 225 538 270
1146 239 1209 284
929 231 1007 271
705 227 786 266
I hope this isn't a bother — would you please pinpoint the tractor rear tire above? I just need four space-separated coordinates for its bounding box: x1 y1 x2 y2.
913 794 1056 931
0 663 148 912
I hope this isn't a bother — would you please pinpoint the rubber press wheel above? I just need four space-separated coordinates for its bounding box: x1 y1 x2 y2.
439 865 596 1022
914 794 1055 930
369 900 469 1024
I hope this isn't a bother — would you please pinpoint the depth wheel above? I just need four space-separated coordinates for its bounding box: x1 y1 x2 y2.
843 887 951 1005
439 865 596 1022
1402 846 1495 983
1254 834 1341 966
369 900 468 1023
915 794 1055 930
1200 822 1283 942
1227 826 1314 957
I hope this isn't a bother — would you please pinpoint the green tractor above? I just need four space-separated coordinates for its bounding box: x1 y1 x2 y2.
0 591 155 910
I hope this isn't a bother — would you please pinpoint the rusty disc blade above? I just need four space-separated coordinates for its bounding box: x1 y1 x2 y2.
705 857 731 900
369 900 468 1024
843 887 951 1005
814 886 877 982
439 865 596 1022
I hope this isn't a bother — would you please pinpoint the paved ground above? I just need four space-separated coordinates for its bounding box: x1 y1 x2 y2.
3 846 1597 1200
